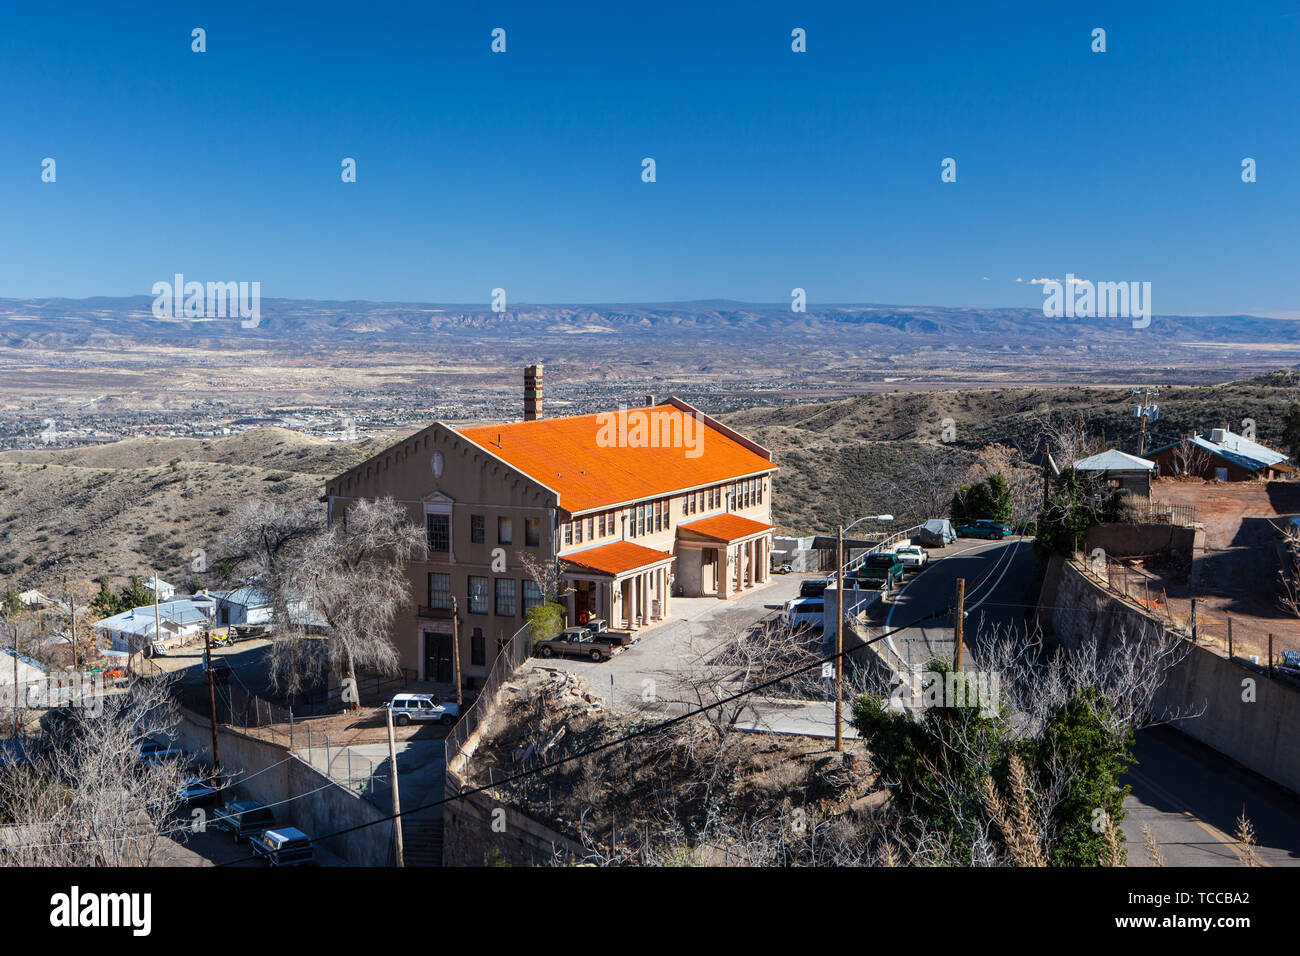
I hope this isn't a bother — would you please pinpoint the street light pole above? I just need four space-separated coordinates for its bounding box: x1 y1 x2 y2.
835 524 844 752
832 513 893 753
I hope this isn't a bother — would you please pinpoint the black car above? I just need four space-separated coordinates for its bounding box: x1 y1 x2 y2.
800 579 830 599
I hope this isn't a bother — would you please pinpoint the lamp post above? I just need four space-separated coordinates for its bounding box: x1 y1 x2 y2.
835 513 894 751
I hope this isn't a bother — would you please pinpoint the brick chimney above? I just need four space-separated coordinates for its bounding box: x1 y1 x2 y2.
524 364 543 421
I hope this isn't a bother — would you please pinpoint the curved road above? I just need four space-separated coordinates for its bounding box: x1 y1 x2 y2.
873 537 1300 867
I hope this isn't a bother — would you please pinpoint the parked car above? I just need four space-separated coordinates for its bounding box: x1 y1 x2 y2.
177 776 224 807
915 518 958 547
800 579 830 599
851 553 905 589
387 693 458 726
773 563 793 574
894 545 929 569
535 627 618 662
252 827 315 866
212 800 277 843
784 597 825 631
955 519 1011 540
136 739 184 767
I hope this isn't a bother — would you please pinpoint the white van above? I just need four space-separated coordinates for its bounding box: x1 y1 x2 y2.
784 597 825 631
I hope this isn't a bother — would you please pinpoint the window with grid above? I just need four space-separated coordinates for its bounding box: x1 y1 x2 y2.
586 516 594 539
522 580 543 612
564 522 572 546
598 513 606 537
495 578 516 616
428 572 451 610
426 513 449 553
575 519 584 544
467 575 489 614
470 514 485 544
638 504 646 536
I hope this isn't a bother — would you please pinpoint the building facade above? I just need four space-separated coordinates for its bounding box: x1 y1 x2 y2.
324 390 778 691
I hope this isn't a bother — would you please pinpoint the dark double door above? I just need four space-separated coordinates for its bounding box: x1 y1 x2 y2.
424 631 454 683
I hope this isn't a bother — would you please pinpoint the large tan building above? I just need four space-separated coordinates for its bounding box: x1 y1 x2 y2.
324 374 778 690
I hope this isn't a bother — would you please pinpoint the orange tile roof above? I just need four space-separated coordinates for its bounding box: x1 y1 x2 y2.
678 513 773 542
561 541 675 577
458 403 775 513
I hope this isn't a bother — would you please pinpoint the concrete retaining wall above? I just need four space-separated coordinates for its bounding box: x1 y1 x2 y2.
1043 559 1300 796
443 786 585 867
178 712 395 865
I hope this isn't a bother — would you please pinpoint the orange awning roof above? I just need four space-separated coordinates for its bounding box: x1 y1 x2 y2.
458 402 774 513
678 513 773 543
561 541 675 577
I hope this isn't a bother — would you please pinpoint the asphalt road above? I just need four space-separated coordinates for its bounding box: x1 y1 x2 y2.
878 536 1300 867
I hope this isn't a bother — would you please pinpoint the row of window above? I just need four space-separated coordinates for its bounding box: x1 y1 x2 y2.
558 479 765 545
428 572 544 617
425 512 542 553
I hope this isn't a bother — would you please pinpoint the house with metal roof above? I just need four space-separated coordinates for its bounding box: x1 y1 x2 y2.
1072 449 1156 495
93 598 210 653
325 365 778 690
1145 428 1290 481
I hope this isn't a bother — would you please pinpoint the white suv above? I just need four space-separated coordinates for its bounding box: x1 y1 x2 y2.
387 693 458 727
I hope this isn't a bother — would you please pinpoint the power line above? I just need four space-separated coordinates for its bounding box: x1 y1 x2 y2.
211 603 955 866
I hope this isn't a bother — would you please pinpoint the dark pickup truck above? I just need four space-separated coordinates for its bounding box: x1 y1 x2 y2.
850 553 905 589
536 627 619 662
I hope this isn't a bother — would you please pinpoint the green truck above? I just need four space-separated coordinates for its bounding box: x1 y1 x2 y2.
850 552 905 589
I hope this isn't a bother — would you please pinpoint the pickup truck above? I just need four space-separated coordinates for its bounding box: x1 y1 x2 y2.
851 553 905 589
581 618 635 647
955 519 1012 540
535 627 619 662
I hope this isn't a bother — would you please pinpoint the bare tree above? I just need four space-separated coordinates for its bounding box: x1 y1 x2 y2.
287 497 424 709
1170 437 1211 478
0 676 184 866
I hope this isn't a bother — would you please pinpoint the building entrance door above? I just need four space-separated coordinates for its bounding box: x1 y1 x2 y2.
424 631 453 683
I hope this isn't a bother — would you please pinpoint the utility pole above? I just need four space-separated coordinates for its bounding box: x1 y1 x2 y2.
953 578 966 671
386 702 405 867
451 596 463 711
10 616 17 743
152 573 162 664
205 630 221 770
1132 387 1160 457
834 524 845 753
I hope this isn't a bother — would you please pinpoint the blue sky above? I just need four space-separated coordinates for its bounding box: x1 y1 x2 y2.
1 1 1297 314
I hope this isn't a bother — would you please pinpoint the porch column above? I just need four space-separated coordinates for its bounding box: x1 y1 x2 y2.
662 566 671 617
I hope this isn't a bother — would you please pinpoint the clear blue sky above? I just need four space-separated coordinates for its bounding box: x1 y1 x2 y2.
1 1 1296 314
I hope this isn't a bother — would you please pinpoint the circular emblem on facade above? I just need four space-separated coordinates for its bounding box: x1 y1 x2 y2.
431 450 444 478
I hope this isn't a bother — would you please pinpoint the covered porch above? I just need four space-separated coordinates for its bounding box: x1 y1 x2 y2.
676 513 774 599
560 540 676 631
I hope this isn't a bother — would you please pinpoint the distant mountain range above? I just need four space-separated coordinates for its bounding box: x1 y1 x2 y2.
0 296 1296 349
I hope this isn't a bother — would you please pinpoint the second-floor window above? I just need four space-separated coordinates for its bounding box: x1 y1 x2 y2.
470 514 485 544
467 576 489 614
428 573 451 610
498 516 513 545
525 517 540 547
426 514 449 553
564 522 573 546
